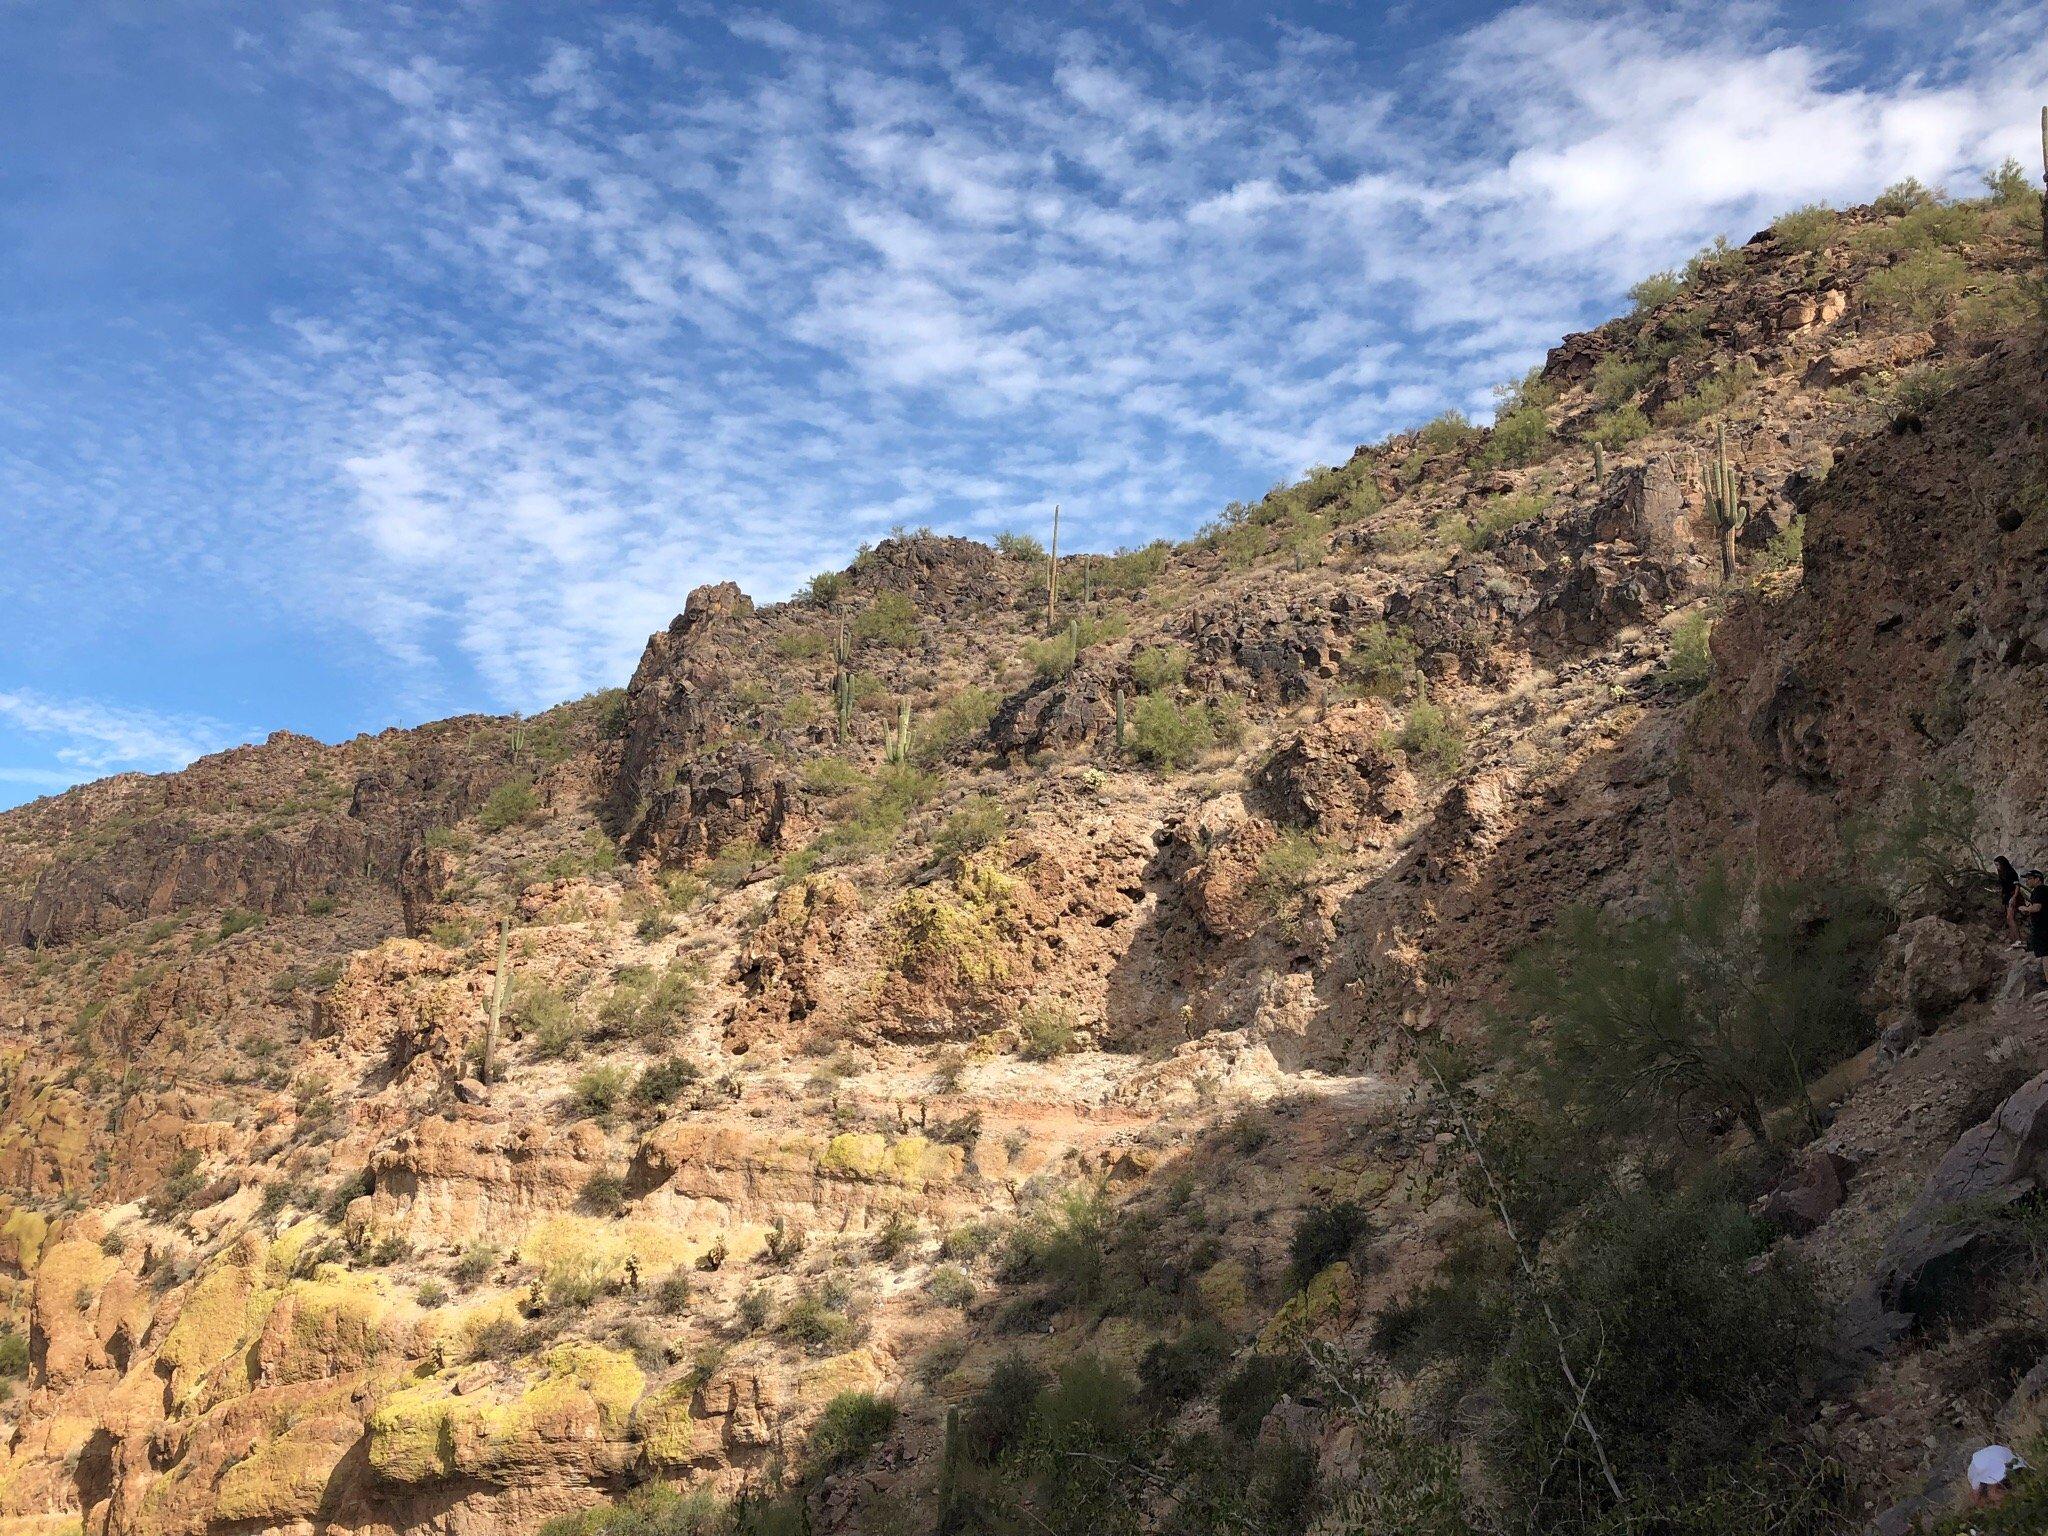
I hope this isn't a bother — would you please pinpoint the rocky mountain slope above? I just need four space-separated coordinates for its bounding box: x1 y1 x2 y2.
1 178 2044 1536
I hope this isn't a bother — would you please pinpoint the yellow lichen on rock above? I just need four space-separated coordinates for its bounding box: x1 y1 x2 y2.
1255 1261 1357 1355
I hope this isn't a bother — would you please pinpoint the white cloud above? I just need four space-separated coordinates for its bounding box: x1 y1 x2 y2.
0 690 248 773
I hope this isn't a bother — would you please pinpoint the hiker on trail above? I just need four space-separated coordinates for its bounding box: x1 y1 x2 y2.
1968 1443 2028 1506
1997 856 2023 946
2020 870 2048 996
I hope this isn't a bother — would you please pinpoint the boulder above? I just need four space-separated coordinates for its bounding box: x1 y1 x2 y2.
1870 916 1999 1030
1758 1146 1854 1234
1252 703 1418 842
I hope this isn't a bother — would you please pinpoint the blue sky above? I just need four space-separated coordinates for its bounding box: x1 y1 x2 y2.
2 0 2043 807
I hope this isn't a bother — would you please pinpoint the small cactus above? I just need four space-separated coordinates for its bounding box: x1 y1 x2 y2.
1592 441 1607 482
1704 422 1746 583
1114 688 1126 752
832 622 855 742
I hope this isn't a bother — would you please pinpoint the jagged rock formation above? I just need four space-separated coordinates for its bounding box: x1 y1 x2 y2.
0 189 2043 1536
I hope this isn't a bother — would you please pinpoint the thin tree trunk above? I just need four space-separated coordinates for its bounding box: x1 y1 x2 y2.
1047 503 1060 628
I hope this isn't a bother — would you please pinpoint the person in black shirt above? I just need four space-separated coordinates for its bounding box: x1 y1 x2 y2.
2022 870 2048 995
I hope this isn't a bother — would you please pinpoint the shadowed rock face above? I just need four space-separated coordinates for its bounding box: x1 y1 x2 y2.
0 205 2043 1536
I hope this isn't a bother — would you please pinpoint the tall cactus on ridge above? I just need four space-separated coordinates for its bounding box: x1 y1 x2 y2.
832 622 855 743
1046 503 1061 628
1705 421 1746 585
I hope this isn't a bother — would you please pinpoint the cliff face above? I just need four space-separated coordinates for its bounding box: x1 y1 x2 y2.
0 191 2044 1536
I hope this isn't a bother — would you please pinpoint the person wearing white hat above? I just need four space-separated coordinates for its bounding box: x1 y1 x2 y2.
1968 1443 2028 1506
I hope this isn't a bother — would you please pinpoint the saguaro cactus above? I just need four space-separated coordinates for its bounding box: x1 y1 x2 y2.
832 623 855 742
884 700 913 765
1705 422 1746 584
1046 503 1061 627
483 917 510 1086
1592 441 1607 483
1114 688 1127 752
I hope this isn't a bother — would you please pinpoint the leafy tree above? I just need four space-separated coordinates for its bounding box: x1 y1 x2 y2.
1509 866 1884 1148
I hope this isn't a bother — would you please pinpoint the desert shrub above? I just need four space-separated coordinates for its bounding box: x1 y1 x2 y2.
928 1264 976 1308
1092 541 1171 594
1127 693 1226 770
0 1330 27 1379
1488 1189 1835 1535
1660 609 1714 693
452 1244 498 1285
1589 350 1657 407
513 983 581 1059
478 778 541 832
1662 361 1759 425
736 1287 770 1330
778 1290 862 1355
1585 403 1651 448
803 570 845 606
911 686 998 765
1385 697 1465 778
1510 864 1885 1148
1415 410 1478 453
1138 1319 1232 1406
1127 644 1186 694
538 1484 726 1536
808 1392 897 1474
1004 1187 1113 1304
933 797 1007 864
1254 832 1327 935
995 531 1047 562
1860 774 1987 912
1450 490 1547 551
1890 363 1953 429
1762 516 1805 572
415 1278 448 1308
217 909 263 941
853 591 918 648
599 963 699 1044
654 1272 692 1314
1025 1355 1143 1529
571 1065 632 1119
1477 402 1554 470
578 1170 627 1216
1865 248 1969 323
873 1213 920 1261
1771 202 1840 252
632 1055 699 1109
774 628 828 660
1290 1201 1371 1288
1873 176 1939 216
1627 270 1683 312
1342 622 1419 699
1016 1003 1077 1062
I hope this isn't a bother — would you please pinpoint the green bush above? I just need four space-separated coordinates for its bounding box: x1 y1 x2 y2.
579 1170 627 1216
1341 622 1419 699
0 1330 26 1379
1585 403 1651 448
933 797 1007 863
1289 1201 1370 1288
1415 410 1478 452
599 963 699 1044
1092 541 1170 594
1662 362 1759 425
1476 402 1555 470
774 628 828 660
1627 270 1683 313
1589 351 1657 407
1016 1003 1077 1062
514 983 582 1059
1771 202 1839 252
571 1065 632 1119
633 1055 700 1109
1127 693 1227 771
1488 1189 1835 1535
1865 248 1969 323
1660 609 1714 693
478 778 541 832
217 908 263 941
1127 644 1187 694
803 570 845 606
452 1244 498 1286
1509 864 1884 1148
1254 832 1326 934
928 1264 976 1308
778 1291 862 1355
995 531 1047 562
1449 490 1547 551
911 686 997 766
1385 698 1465 778
1138 1319 1232 1406
853 591 919 648
808 1391 897 1473
538 1484 726 1536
